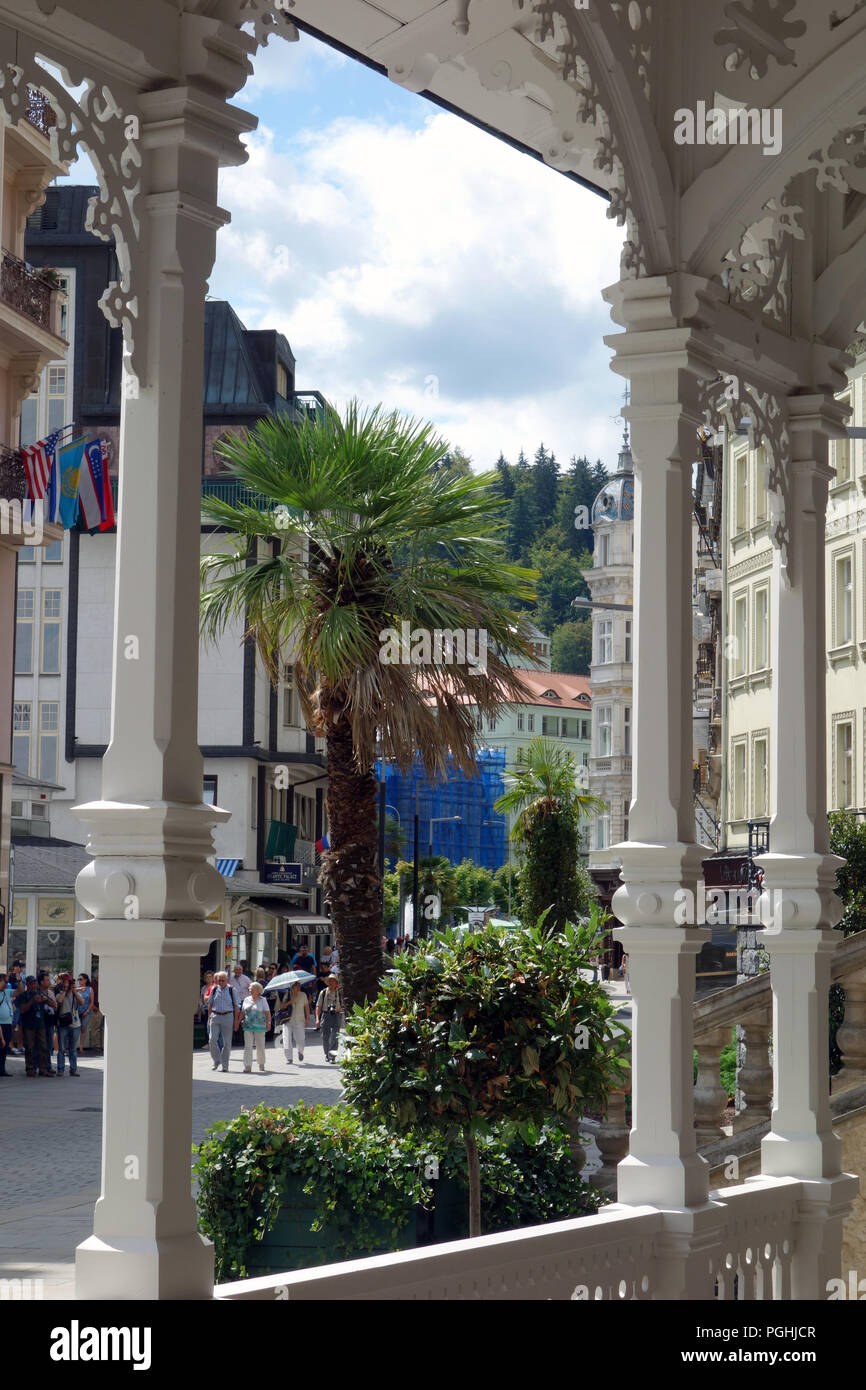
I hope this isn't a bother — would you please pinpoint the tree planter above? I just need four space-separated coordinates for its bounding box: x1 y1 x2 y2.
243 1177 420 1275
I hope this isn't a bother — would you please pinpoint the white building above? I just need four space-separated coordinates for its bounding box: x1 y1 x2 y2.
586 431 634 863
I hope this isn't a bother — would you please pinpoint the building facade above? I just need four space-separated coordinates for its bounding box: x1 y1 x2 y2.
0 93 67 964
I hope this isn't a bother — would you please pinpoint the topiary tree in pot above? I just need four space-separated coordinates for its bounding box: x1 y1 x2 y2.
341 919 628 1237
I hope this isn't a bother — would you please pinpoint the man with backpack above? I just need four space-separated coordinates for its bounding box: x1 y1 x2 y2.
207 971 241 1073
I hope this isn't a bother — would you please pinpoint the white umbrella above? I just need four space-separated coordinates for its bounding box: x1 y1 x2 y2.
264 970 316 991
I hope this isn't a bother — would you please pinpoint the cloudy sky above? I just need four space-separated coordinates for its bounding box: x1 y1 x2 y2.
65 29 626 473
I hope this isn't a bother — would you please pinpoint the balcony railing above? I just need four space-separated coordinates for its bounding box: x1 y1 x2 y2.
0 251 53 329
0 443 25 501
23 87 57 138
201 478 297 512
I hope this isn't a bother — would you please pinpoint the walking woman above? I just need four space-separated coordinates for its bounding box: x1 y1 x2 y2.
0 973 13 1077
280 981 309 1066
242 980 270 1073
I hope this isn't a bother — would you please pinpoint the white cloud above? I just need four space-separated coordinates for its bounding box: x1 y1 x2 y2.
212 107 626 469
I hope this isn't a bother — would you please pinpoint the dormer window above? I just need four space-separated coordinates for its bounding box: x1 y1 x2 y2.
541 689 559 700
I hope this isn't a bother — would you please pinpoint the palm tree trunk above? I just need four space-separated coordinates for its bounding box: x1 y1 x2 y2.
320 698 382 1012
464 1130 481 1238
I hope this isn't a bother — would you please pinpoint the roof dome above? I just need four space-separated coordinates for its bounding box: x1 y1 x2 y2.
592 433 634 523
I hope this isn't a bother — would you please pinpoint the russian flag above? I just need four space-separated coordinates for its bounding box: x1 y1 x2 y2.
316 834 329 853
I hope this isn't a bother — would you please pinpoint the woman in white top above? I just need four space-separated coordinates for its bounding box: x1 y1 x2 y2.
281 981 309 1065
242 981 271 1073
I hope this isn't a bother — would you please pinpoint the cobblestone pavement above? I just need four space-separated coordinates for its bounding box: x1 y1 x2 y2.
0 1026 344 1299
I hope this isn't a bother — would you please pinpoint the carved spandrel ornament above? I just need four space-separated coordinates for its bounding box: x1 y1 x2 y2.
222 0 300 49
0 45 144 380
713 0 807 80
698 372 792 585
519 0 648 277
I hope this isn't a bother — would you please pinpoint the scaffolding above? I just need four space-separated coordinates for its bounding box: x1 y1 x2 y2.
376 748 508 870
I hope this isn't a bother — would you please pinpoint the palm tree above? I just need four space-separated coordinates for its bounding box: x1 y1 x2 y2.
199 401 536 1009
494 737 602 933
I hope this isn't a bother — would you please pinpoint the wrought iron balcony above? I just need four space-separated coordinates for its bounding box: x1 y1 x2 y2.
0 250 54 330
0 443 25 501
23 87 57 138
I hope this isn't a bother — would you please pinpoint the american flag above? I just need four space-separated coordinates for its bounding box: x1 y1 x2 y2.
21 429 64 521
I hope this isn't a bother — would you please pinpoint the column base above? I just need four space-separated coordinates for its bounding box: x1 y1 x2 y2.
75 1231 214 1301
616 1152 711 1210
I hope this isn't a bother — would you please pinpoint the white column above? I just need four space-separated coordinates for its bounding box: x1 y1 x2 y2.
71 86 249 1301
756 393 858 1297
603 274 712 1231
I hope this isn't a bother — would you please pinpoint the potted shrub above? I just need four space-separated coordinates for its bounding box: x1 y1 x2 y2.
342 919 629 1236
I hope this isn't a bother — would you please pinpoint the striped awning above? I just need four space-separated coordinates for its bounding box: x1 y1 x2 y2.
216 858 240 877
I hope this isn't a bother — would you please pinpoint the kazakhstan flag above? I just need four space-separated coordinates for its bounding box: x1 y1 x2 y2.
58 436 87 530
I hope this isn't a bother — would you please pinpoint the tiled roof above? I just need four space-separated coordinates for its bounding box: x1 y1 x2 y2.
11 839 90 890
420 669 591 710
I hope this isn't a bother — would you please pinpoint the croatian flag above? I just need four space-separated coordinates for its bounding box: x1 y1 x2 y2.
78 437 111 532
22 429 63 524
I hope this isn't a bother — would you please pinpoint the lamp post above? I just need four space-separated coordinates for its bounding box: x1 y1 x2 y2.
420 815 461 940
482 815 512 917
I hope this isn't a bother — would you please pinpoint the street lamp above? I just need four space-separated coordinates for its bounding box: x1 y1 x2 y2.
429 814 461 857
571 596 634 613
482 816 512 917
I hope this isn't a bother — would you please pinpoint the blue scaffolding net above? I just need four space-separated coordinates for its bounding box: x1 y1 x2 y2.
376 749 508 871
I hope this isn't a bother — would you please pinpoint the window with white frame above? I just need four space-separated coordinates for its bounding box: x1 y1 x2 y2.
15 589 34 673
835 719 855 809
46 365 67 435
40 590 62 674
42 536 63 563
542 715 559 737
623 705 632 756
580 718 590 740
561 716 579 739
596 813 611 850
12 701 31 774
734 451 749 533
517 711 524 732
38 702 59 783
753 585 769 670
527 714 535 733
754 446 769 522
597 532 609 567
597 706 612 756
19 388 38 447
624 618 632 663
834 552 854 647
733 594 748 677
753 735 769 818
732 739 748 821
598 619 613 664
834 396 852 483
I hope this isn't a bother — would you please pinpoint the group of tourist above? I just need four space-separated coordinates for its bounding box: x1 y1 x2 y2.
0 961 100 1078
198 941 345 1074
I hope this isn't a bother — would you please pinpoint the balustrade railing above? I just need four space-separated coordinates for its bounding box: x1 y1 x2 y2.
693 928 866 1144
0 250 54 329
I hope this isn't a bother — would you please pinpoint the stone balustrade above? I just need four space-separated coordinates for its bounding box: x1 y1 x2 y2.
692 928 866 1144
214 1176 817 1302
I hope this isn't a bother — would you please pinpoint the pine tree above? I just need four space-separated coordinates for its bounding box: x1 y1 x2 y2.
494 452 515 499
533 443 560 526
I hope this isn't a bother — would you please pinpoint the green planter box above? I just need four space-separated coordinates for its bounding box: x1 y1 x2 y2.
244 1177 421 1276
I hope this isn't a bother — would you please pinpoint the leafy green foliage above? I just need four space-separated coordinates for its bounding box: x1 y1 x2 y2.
495 737 601 933
829 811 866 935
551 617 593 676
439 1126 605 1232
193 1102 427 1281
491 862 520 914
341 920 628 1138
192 1103 607 1279
453 858 496 910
